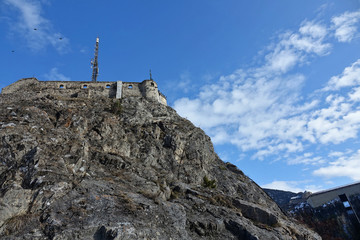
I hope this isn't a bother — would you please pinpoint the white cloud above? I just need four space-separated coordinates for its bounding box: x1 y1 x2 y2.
313 150 360 181
306 94 360 144
303 185 325 193
265 48 299 73
174 10 360 165
43 68 70 81
261 21 330 74
174 20 333 158
288 153 324 166
209 127 231 145
349 87 360 101
332 10 360 42
262 180 323 193
175 71 311 158
262 180 304 192
299 21 328 39
324 59 360 90
293 21 330 55
4 0 69 53
328 151 344 158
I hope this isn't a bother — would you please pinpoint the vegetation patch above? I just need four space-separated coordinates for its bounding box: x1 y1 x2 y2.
209 194 234 209
138 189 158 201
170 186 183 200
117 192 143 212
203 176 217 189
111 100 122 115
219 165 227 171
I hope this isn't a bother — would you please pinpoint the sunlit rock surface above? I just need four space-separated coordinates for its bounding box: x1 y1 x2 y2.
0 92 321 239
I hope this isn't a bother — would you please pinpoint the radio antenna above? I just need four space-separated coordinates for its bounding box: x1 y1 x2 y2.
91 37 99 82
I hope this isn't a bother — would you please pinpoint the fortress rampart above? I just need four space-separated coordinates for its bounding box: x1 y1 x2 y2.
1 78 167 105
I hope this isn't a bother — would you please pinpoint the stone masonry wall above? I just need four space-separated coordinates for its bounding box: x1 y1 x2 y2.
1 78 167 105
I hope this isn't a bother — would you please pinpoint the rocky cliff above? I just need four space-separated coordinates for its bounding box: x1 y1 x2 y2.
0 91 321 239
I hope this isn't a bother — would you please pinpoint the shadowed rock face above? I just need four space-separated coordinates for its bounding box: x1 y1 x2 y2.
0 92 321 240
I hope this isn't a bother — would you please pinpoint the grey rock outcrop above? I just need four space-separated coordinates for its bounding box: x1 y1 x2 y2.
0 92 321 239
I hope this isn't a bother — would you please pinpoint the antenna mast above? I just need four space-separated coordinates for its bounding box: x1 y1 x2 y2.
91 37 99 82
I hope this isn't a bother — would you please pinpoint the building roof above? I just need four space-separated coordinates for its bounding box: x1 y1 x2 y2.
308 181 360 198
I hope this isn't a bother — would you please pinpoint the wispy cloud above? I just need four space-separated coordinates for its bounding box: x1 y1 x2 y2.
332 10 360 42
174 19 332 157
177 71 192 93
307 93 360 144
3 0 69 53
324 59 360 90
261 21 330 74
43 68 70 81
288 152 325 166
174 9 360 168
313 150 360 181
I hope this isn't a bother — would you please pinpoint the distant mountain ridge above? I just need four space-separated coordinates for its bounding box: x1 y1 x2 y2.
263 188 299 211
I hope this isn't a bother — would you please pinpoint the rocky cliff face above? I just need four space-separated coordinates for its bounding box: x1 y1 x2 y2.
0 92 321 239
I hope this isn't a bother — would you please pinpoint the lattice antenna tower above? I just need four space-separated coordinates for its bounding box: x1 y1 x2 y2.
91 37 99 82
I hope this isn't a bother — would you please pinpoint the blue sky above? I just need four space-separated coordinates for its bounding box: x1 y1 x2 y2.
1 0 360 193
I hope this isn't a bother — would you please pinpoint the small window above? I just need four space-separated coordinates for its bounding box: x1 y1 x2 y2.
343 201 351 208
151 82 154 86
83 85 88 89
59 84 64 89
128 85 133 89
106 84 111 89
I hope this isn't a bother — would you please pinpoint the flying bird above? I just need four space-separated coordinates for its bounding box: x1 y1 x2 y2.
34 28 37 30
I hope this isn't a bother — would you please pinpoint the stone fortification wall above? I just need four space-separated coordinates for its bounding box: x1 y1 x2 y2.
41 81 117 98
159 92 167 105
307 182 360 208
122 80 167 105
122 82 143 97
1 78 116 98
1 78 167 105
